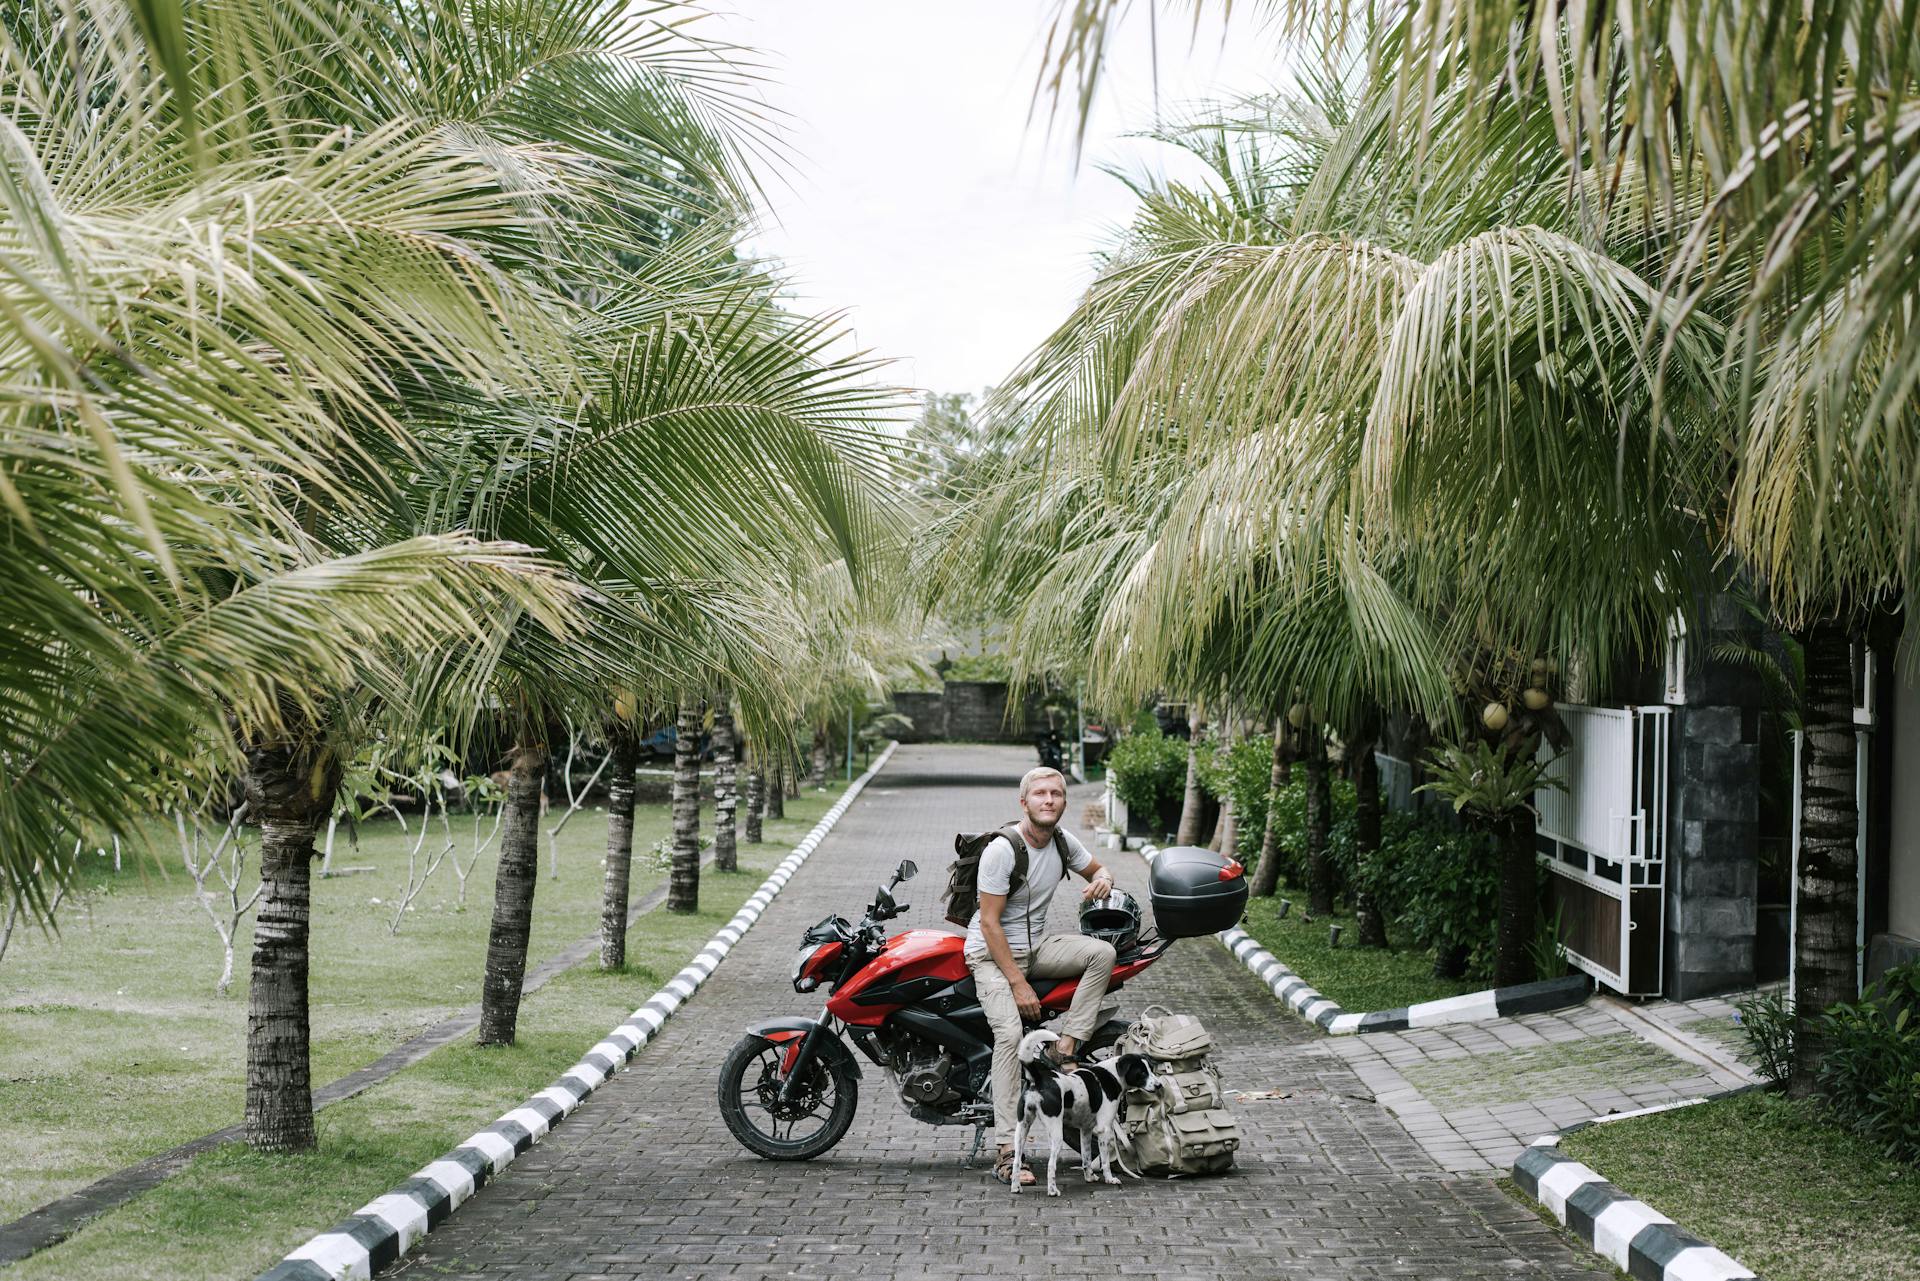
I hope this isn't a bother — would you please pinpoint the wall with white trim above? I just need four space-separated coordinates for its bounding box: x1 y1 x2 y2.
1883 657 1920 958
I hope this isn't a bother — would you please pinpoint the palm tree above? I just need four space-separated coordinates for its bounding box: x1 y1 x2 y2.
477 738 551 1045
600 728 640 970
744 753 766 845
1042 0 1915 1049
3 0 905 1137
668 702 704 914
767 759 787 820
944 61 1724 988
1175 701 1209 846
1249 719 1293 899
712 690 739 872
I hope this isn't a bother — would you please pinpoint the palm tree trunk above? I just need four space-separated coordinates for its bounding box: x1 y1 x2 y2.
1791 618 1861 1094
668 703 702 913
1352 738 1388 948
1492 809 1538 987
1175 702 1208 846
712 694 737 872
599 737 638 970
242 725 340 1152
810 725 831 787
745 762 765 844
479 742 546 1046
1209 799 1235 856
767 758 786 819
1250 722 1288 898
1303 727 1334 917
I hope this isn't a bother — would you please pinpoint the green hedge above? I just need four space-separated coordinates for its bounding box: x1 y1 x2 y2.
1106 728 1188 824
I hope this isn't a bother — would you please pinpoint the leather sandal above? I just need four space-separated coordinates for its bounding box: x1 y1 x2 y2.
1040 1044 1080 1073
992 1150 1036 1185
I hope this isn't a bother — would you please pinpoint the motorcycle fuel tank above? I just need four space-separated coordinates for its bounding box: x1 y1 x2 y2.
827 929 969 1026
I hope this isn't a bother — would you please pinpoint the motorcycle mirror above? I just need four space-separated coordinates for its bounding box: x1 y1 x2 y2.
895 859 917 882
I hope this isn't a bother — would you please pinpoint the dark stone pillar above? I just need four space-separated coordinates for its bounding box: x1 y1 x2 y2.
1664 593 1765 999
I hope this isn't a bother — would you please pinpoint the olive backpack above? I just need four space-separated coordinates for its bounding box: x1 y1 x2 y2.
942 824 1065 926
1114 1005 1240 1176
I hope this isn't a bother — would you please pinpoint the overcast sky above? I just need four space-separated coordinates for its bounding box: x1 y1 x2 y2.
702 3 1279 399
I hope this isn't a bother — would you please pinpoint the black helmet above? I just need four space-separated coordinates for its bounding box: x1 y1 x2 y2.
1079 889 1142 952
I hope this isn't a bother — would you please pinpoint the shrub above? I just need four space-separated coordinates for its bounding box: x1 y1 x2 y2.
1735 988 1796 1084
1378 813 1498 980
1211 735 1278 851
1814 962 1920 1165
941 653 1011 682
1106 728 1189 826
1246 772 1358 899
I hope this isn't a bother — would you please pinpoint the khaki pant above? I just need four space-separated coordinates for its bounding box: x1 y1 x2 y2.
968 934 1117 1146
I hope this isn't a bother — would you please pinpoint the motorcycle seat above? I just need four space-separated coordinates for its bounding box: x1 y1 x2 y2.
945 974 1073 1003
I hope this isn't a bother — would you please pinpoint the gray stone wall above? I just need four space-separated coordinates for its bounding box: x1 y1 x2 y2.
889 691 947 743
889 682 1030 744
944 680 1027 742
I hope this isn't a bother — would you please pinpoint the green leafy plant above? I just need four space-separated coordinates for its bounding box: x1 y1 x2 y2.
1735 988 1798 1085
1527 900 1569 982
1416 740 1566 820
859 711 914 746
941 653 1012 683
1813 962 1920 1165
1106 728 1190 825
642 833 712 874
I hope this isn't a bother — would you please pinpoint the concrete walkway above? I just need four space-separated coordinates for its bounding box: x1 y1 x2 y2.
1318 992 1757 1174
398 745 1613 1280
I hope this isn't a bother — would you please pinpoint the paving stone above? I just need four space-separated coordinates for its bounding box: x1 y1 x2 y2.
400 745 1613 1280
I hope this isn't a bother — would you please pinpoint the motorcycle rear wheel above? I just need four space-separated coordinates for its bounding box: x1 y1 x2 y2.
718 1034 859 1160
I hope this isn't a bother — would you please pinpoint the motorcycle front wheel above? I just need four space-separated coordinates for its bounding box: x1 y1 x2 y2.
718 1034 859 1160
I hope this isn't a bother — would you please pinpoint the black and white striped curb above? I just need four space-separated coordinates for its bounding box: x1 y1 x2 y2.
257 742 898 1281
1514 1121 1760 1281
1137 842 1589 1035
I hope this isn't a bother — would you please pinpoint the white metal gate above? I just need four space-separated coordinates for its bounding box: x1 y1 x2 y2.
1535 705 1672 994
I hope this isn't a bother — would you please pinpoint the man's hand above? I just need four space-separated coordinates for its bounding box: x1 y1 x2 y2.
1011 978 1043 1021
1081 870 1114 900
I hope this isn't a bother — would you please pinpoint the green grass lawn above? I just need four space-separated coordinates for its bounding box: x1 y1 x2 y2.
0 782 845 1226
1237 888 1479 1014
1559 1091 1920 1281
6 868 778 1281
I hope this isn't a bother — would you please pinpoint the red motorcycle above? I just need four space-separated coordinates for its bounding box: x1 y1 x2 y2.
717 844 1246 1162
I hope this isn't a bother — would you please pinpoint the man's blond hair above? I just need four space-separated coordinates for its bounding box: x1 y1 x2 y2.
1019 766 1067 799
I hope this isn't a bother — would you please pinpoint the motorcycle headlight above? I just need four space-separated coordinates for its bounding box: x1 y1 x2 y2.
793 944 822 993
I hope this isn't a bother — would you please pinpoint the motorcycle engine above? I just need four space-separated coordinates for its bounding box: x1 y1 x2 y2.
886 1036 962 1107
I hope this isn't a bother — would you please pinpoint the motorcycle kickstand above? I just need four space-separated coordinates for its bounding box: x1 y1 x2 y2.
962 1123 987 1170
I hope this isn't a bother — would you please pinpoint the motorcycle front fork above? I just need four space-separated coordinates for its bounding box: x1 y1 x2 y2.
775 1006 838 1105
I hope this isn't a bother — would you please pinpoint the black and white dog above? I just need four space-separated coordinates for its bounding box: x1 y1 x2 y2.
1012 1029 1159 1196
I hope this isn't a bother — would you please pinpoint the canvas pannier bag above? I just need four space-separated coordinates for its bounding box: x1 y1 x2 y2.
1114 1005 1238 1176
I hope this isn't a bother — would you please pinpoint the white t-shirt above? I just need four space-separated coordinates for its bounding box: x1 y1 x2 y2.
962 827 1093 961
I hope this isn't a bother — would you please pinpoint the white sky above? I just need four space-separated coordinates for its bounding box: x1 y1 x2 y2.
702 2 1280 398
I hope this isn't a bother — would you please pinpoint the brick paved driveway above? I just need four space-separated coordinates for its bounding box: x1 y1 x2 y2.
397 745 1611 1281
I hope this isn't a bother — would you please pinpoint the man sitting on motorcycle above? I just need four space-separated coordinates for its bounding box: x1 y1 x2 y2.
965 765 1116 1186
